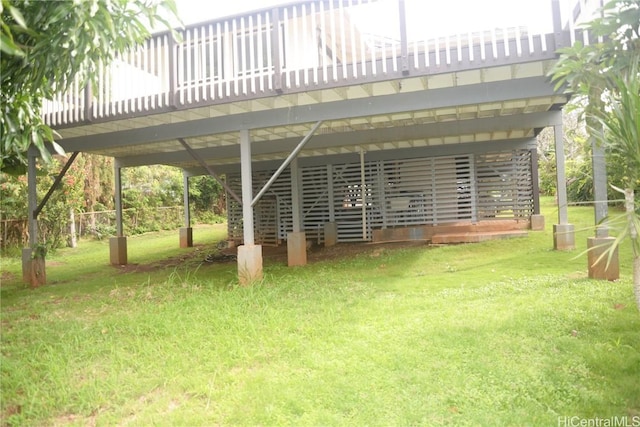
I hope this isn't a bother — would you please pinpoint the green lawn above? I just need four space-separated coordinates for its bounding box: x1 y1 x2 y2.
1 199 639 426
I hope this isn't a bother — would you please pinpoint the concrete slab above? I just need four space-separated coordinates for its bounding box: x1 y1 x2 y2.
553 224 575 250
238 244 263 285
180 227 193 248
587 236 619 281
287 231 307 266
110 236 128 265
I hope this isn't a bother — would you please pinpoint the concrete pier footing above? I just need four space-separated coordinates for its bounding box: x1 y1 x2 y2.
237 244 263 285
287 231 307 266
110 236 128 265
587 236 619 281
324 222 337 247
530 214 545 231
179 227 193 248
553 224 575 250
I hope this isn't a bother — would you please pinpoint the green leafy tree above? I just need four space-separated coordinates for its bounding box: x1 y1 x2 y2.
0 0 178 173
550 0 640 309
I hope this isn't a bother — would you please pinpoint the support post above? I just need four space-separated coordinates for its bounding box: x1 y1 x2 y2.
180 171 193 248
22 147 42 285
237 130 263 284
360 148 367 241
288 158 307 266
552 123 575 250
530 147 545 230
110 160 128 265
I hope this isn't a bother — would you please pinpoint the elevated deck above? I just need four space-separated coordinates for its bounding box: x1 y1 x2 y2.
39 0 600 175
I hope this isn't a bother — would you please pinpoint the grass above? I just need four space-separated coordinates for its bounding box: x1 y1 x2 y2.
1 199 639 426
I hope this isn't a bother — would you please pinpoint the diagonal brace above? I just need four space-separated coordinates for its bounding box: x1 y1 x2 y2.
34 152 79 219
251 121 323 207
178 138 242 204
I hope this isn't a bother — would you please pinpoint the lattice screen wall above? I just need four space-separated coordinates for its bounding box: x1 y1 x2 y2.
226 149 533 244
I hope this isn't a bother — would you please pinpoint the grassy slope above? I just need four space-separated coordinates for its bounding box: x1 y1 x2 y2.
1 200 639 426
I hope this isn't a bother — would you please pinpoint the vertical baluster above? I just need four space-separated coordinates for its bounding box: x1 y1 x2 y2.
358 0 367 77
257 13 265 92
311 2 319 84
456 33 462 63
302 3 310 85
226 20 232 97
196 26 203 102
445 34 451 66
338 1 347 79
282 9 291 90
491 28 498 60
381 26 388 74
127 50 134 113
369 15 377 75
194 27 201 102
319 1 328 82
240 16 247 95
515 26 522 57
43 99 49 125
74 76 80 122
540 24 548 53
423 32 429 68
291 6 300 88
412 35 418 70
434 37 440 66
503 27 510 58
527 26 535 54
207 24 214 99
186 28 193 103
136 46 143 111
159 35 165 107
250 15 257 94
111 58 118 116
54 92 60 126
62 90 68 124
479 31 485 61
328 0 338 81
116 53 122 114
143 41 149 110
200 26 207 101
217 22 224 98
392 31 398 73
97 60 103 118
149 38 156 109
264 13 273 92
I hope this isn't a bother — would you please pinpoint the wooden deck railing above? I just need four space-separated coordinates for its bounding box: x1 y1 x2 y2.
41 0 596 128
